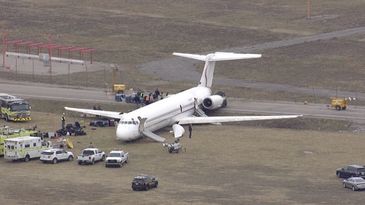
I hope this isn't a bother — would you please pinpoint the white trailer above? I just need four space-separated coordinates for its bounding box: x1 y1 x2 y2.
4 136 50 162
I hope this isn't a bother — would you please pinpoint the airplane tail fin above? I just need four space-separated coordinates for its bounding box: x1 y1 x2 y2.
173 52 261 88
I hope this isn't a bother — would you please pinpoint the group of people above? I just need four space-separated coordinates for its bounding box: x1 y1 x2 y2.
143 88 169 105
130 88 168 106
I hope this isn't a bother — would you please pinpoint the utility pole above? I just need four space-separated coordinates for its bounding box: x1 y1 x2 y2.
85 63 88 87
111 64 119 92
2 32 8 68
15 55 17 80
68 63 70 85
32 59 35 81
47 34 53 83
307 0 312 19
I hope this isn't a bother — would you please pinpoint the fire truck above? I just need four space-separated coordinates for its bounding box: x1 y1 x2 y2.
0 93 31 122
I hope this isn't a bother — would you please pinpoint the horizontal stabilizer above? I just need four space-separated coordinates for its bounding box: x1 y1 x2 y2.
64 107 123 119
142 130 166 142
173 52 261 62
173 51 261 88
178 115 302 125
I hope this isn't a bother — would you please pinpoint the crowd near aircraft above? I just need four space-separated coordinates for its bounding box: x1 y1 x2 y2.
65 52 301 142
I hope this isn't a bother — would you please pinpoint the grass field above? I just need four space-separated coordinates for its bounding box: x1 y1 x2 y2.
0 110 364 205
1 0 365 93
216 38 365 92
1 2 365 204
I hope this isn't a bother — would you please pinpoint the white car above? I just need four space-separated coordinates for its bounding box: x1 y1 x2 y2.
40 148 74 164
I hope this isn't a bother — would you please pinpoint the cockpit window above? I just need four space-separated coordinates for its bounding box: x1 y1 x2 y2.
120 120 138 125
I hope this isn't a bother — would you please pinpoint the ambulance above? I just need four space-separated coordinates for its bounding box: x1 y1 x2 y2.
0 127 39 156
4 136 50 162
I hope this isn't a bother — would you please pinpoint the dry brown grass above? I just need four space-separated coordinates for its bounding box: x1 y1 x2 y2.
0 110 364 205
216 39 365 92
2 0 365 94
1 1 365 204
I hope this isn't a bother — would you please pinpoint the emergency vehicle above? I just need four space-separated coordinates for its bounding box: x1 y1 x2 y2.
0 93 31 121
4 136 50 162
0 127 39 155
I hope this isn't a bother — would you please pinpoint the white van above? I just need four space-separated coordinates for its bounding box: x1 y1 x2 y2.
4 136 50 162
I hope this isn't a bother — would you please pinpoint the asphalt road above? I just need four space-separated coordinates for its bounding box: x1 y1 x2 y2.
227 98 365 124
0 79 115 103
1 79 365 126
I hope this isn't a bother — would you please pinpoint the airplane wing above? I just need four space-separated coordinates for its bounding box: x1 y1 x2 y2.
64 107 123 119
178 115 302 125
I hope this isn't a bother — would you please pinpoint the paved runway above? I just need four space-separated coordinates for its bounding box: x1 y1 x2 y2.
1 79 365 125
227 98 365 124
0 79 115 103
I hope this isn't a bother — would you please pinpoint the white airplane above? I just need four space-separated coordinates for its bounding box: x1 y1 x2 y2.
65 52 301 142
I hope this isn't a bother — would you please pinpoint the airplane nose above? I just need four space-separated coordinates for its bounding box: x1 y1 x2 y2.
116 124 138 141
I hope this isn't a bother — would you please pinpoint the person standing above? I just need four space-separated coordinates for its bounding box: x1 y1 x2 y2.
61 113 66 129
188 124 192 138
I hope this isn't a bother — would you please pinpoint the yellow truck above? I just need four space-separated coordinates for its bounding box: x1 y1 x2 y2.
113 84 126 93
330 97 348 110
0 93 31 121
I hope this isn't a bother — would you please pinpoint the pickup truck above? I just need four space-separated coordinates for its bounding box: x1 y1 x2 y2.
105 150 129 167
77 148 105 165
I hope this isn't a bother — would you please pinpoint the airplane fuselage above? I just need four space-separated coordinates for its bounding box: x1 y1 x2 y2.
65 52 300 143
116 86 211 141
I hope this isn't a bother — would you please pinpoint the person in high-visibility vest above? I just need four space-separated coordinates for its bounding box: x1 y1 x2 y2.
61 113 66 129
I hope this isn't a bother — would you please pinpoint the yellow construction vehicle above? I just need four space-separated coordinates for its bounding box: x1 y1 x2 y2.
113 84 126 93
330 97 348 110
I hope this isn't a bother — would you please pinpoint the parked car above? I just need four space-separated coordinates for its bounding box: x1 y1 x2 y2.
343 177 365 191
105 150 128 168
40 148 74 164
131 175 158 191
89 118 114 127
77 148 105 165
336 165 365 178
